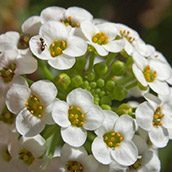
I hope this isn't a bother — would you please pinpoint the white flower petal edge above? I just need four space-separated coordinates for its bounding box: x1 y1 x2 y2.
61 125 87 147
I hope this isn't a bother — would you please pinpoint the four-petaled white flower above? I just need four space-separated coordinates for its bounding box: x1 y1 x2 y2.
132 52 171 95
29 21 87 70
52 88 104 147
8 134 46 172
80 21 125 56
136 93 172 148
92 110 138 166
46 143 99 172
6 80 57 137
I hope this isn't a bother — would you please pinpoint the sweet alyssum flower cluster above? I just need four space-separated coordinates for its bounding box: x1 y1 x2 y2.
0 6 172 172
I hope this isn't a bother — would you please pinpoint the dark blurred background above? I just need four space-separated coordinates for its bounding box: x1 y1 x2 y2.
0 0 172 171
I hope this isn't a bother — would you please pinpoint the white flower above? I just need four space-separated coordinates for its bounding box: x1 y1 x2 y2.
40 6 93 34
45 143 99 172
29 21 87 70
6 80 57 137
8 134 46 172
22 16 42 36
0 49 37 96
92 110 138 166
115 23 140 55
80 21 125 56
132 52 171 95
52 88 104 147
135 93 172 148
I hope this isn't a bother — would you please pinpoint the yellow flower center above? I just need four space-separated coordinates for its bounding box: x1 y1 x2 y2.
66 160 84 172
49 40 67 57
18 149 35 165
103 131 123 148
61 16 80 27
143 65 157 82
152 106 165 127
92 32 108 45
25 94 43 118
0 107 16 124
120 30 135 43
68 106 85 127
0 63 16 83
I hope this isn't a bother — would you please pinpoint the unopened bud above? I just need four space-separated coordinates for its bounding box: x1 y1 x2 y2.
94 62 108 75
111 60 126 76
55 73 71 90
113 85 127 101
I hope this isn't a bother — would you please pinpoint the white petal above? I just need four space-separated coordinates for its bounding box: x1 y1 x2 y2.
65 7 93 23
149 126 169 148
89 42 108 56
162 104 172 128
80 21 98 42
15 51 38 74
40 6 65 24
140 150 161 172
111 140 138 166
22 16 41 36
103 39 125 53
61 143 87 161
6 85 31 114
52 100 70 127
149 80 170 95
40 21 68 43
115 115 136 140
48 54 75 70
44 103 55 125
29 35 52 60
21 134 46 158
144 93 160 111
132 64 147 87
66 88 94 113
132 51 148 70
92 136 112 165
96 22 117 40
16 108 45 137
61 126 87 147
124 39 133 55
132 135 148 155
83 105 104 130
63 36 87 57
149 59 171 81
135 102 154 131
30 80 57 106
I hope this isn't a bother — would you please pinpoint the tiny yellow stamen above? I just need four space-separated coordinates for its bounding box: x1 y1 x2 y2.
70 114 74 118
51 52 55 57
120 137 123 141
80 122 84 125
30 110 34 114
116 143 120 146
111 132 115 136
34 97 38 101
77 107 81 111
162 114 165 118
39 106 43 110
108 142 113 147
74 114 78 118
104 136 108 141
93 37 98 42
127 31 130 34
117 133 120 137
81 114 85 118
69 106 73 110
74 119 79 124
51 43 55 48
68 16 72 20
30 95 33 98
75 23 79 27
158 122 162 126
38 114 42 118
25 102 29 106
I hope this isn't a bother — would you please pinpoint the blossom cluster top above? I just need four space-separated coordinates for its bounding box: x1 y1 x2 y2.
0 6 172 172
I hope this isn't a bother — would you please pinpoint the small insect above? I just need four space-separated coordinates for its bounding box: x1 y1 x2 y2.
39 38 46 51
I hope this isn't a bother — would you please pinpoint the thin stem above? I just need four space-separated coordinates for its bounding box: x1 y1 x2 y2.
38 60 54 81
87 52 95 72
125 81 138 90
115 75 135 85
106 53 117 66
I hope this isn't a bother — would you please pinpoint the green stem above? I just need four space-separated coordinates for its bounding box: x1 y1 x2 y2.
22 75 34 86
115 75 135 85
41 125 59 140
87 52 95 72
125 81 138 90
38 60 54 81
106 53 117 66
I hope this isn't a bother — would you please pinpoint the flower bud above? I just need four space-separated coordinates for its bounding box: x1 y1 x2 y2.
96 79 105 88
111 60 126 76
84 72 95 81
94 62 108 75
116 103 133 116
100 96 112 105
105 80 115 91
90 81 97 88
71 75 83 87
55 73 71 90
101 104 111 110
112 85 127 101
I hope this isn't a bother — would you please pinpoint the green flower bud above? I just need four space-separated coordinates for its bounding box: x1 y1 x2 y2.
101 104 111 110
96 79 105 88
94 62 108 75
90 82 97 88
105 80 115 91
99 91 105 97
82 81 89 89
55 73 71 90
95 88 101 93
111 60 126 76
71 75 83 87
112 85 128 101
116 103 133 116
100 96 112 105
84 72 95 81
